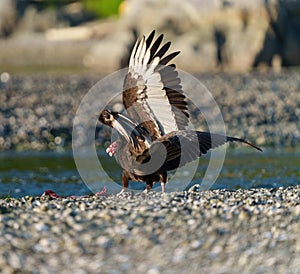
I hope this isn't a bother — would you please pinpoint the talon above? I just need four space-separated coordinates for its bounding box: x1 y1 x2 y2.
118 188 126 195
143 184 152 194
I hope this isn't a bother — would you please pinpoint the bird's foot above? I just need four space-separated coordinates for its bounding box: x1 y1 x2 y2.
117 188 127 195
142 188 149 194
106 141 119 157
143 184 153 194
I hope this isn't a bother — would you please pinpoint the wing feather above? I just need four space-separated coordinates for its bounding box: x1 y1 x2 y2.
146 30 155 48
129 38 140 70
159 51 180 66
134 36 145 66
150 34 164 59
138 131 226 170
123 30 189 139
154 42 171 59
144 131 261 170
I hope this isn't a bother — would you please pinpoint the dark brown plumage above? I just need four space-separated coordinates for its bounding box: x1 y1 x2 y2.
98 30 262 193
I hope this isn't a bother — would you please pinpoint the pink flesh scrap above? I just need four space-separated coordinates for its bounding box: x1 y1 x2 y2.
106 141 119 157
42 190 61 198
41 186 109 198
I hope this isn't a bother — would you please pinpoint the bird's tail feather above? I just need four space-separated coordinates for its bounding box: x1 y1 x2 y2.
226 136 263 152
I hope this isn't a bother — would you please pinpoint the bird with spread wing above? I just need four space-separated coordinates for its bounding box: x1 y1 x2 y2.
98 30 262 193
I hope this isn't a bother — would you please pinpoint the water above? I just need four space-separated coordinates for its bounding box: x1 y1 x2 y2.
0 149 299 198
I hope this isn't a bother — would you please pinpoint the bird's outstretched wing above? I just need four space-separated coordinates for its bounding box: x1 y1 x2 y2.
137 131 262 169
123 30 189 140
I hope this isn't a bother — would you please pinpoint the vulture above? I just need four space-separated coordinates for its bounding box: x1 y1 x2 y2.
98 30 262 193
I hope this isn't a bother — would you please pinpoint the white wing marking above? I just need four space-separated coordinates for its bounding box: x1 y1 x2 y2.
125 31 186 136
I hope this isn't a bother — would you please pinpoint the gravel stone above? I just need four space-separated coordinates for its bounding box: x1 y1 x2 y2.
0 71 300 151
0 186 299 273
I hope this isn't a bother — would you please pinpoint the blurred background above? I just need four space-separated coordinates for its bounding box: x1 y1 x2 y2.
0 0 300 197
1 0 300 72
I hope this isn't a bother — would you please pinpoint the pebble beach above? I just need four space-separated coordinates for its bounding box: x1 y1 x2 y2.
0 186 299 273
1 71 300 273
1 71 300 151
1 1 300 272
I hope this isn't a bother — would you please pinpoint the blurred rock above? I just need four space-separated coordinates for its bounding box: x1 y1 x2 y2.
14 5 64 34
254 0 300 67
59 2 96 27
14 2 95 35
0 0 16 37
1 0 300 72
279 0 300 66
86 0 270 72
85 28 134 71
45 21 114 42
85 0 300 72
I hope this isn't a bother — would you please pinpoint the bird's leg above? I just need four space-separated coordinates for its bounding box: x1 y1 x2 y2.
119 171 129 194
160 172 168 193
161 182 166 193
118 188 125 195
143 182 153 193
106 141 119 157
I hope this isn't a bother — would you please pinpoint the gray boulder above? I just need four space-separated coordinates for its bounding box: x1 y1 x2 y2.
85 0 270 72
85 0 300 72
0 0 16 37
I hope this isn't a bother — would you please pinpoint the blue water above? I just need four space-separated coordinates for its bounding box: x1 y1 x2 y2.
0 149 299 198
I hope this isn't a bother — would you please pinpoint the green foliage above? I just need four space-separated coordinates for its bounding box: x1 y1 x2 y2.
26 0 123 18
83 0 123 18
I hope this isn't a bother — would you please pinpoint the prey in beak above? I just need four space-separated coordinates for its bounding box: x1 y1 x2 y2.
98 109 145 156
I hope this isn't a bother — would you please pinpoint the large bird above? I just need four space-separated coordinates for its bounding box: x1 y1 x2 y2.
98 30 262 193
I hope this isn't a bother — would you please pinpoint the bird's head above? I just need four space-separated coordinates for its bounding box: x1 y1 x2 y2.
98 109 119 128
98 109 142 146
